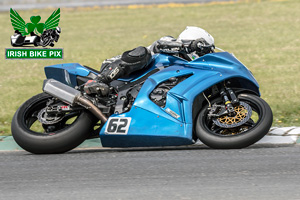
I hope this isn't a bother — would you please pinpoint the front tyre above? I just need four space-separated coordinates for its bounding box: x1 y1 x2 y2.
196 93 273 149
11 93 95 154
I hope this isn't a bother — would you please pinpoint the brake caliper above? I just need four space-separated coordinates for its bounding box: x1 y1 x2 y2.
208 88 252 128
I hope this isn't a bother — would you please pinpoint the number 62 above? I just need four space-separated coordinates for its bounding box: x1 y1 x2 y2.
105 117 131 135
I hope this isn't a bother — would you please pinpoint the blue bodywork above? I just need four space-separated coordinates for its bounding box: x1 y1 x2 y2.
44 52 260 147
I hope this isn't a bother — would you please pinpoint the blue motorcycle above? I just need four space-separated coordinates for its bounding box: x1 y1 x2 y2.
11 46 273 154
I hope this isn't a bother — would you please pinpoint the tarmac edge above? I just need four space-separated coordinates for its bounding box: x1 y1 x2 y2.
0 127 299 151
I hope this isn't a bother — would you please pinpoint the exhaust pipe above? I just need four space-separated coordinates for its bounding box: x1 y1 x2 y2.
43 79 107 123
74 95 108 123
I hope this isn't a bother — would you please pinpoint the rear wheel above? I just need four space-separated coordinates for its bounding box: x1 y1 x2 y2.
33 37 39 46
11 93 95 154
196 93 273 149
41 35 51 47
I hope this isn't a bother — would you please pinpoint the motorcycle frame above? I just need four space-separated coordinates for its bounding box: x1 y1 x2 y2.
44 52 260 147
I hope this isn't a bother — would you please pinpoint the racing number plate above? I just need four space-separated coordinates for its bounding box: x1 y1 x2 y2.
105 117 131 135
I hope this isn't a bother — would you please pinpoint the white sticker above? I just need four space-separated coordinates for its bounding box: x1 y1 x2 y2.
108 67 120 79
105 117 131 135
165 108 180 119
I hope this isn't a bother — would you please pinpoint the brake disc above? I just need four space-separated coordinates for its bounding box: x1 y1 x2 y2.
37 108 63 125
212 101 252 128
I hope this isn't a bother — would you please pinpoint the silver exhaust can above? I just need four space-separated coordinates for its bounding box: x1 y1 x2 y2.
43 79 108 122
43 79 81 104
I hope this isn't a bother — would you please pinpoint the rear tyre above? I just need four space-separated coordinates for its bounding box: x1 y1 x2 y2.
11 93 95 154
196 93 273 149
33 38 39 46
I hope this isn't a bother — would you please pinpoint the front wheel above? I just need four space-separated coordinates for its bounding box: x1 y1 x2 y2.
11 93 95 154
196 93 273 149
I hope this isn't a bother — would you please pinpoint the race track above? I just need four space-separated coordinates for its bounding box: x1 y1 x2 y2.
1 145 300 200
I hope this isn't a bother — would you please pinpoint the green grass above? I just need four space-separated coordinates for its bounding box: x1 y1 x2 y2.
0 0 299 135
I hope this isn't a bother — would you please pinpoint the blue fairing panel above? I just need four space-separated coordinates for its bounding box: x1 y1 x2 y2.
189 52 259 88
133 58 259 124
44 63 97 87
100 52 260 147
100 107 194 147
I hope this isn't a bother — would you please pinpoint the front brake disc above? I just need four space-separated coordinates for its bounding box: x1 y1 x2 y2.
212 101 252 128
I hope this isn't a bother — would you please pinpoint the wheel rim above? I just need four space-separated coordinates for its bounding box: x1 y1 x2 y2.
218 104 250 125
22 96 82 135
203 97 263 136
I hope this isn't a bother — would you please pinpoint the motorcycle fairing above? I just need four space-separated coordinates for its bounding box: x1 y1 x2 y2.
43 52 261 148
44 63 97 87
100 52 260 147
100 108 194 147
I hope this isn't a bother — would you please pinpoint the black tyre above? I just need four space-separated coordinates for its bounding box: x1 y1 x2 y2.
11 93 95 154
11 40 16 47
33 38 38 46
41 36 51 47
196 93 273 149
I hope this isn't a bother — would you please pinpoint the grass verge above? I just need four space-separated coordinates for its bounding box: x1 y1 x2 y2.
0 0 299 135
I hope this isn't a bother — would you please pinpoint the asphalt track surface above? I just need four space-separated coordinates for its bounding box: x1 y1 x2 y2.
1 145 300 200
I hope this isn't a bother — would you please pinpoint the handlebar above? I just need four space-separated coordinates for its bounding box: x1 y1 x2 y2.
157 40 183 49
189 39 215 53
156 39 214 54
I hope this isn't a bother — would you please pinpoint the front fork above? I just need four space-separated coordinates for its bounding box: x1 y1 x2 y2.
220 87 239 113
208 87 240 118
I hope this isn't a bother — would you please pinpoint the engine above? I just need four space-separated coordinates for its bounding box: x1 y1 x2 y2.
150 75 192 107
